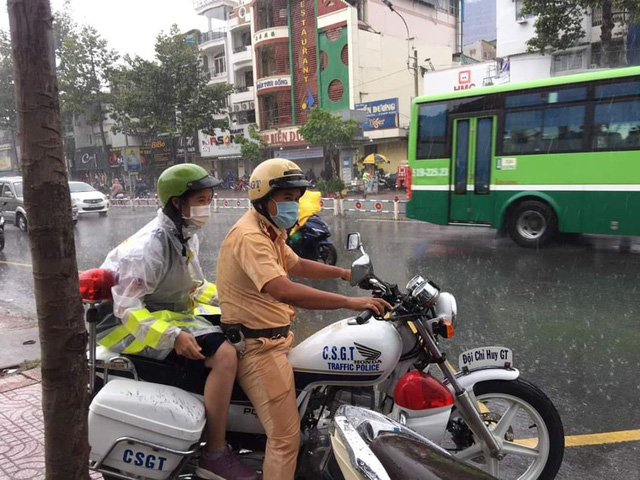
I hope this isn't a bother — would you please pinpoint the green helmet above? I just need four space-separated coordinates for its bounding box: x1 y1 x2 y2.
157 163 216 205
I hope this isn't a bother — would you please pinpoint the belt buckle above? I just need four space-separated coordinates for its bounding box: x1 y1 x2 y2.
271 333 282 340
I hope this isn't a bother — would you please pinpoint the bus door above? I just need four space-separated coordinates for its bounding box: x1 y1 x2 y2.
449 116 496 223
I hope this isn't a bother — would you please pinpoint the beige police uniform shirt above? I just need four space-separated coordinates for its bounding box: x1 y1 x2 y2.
217 209 300 329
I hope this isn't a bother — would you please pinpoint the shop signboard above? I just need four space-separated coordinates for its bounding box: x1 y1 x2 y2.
173 133 198 158
74 146 110 171
199 126 249 157
355 98 399 131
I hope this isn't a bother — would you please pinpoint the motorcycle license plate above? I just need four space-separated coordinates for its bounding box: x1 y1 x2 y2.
458 346 513 371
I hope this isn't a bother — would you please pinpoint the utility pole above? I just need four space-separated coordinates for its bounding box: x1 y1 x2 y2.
413 49 419 100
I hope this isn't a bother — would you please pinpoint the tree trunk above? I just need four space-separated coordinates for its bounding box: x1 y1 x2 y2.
8 2 90 480
181 131 189 164
9 130 19 172
91 59 110 161
600 0 616 67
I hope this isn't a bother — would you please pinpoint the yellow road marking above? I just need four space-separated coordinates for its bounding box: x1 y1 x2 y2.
511 430 640 449
564 429 640 447
0 260 32 268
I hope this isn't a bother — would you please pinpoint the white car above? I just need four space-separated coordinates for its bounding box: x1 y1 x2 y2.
69 181 110 216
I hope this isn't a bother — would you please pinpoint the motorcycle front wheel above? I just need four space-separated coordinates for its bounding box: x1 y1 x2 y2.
317 244 337 265
445 378 564 480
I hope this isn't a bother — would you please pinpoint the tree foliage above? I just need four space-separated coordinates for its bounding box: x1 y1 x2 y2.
298 107 358 177
110 25 233 144
236 124 267 166
57 23 118 155
58 25 118 117
523 0 640 66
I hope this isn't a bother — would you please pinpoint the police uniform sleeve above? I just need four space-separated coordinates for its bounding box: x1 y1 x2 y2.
235 231 288 292
283 244 300 270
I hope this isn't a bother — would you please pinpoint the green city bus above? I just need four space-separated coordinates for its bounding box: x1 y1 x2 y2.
406 66 640 247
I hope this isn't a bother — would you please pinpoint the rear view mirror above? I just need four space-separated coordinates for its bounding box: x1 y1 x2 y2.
350 254 372 287
347 232 361 251
4 191 14 199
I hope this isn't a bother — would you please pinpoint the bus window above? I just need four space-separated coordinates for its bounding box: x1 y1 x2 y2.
417 103 448 159
543 105 585 152
594 81 640 100
454 119 470 194
505 87 587 108
503 109 543 154
475 118 492 194
593 100 640 150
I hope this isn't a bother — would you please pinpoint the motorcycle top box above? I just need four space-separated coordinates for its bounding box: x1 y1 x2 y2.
88 378 205 480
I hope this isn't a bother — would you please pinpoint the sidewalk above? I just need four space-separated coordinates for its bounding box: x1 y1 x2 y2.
0 308 40 371
0 368 103 480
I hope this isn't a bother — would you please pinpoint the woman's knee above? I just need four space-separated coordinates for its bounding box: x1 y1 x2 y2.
206 341 237 370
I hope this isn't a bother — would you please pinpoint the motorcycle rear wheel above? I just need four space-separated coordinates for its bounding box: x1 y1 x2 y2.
446 378 564 480
317 244 337 265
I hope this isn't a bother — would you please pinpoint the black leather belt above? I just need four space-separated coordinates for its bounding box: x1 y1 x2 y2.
222 323 290 340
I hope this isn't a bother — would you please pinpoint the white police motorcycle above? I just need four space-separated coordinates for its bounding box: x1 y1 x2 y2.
81 233 563 480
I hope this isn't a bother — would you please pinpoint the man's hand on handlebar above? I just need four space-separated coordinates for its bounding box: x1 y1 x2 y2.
346 296 391 317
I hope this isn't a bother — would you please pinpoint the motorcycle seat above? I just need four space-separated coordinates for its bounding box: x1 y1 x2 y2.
96 347 250 402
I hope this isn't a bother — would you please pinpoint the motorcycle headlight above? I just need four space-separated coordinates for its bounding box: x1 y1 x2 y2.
434 292 457 328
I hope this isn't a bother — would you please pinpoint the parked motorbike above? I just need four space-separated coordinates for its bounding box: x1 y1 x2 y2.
288 214 337 265
80 233 563 480
288 190 338 265
0 202 5 252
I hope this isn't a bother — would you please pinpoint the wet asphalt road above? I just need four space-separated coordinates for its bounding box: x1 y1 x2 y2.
0 206 639 479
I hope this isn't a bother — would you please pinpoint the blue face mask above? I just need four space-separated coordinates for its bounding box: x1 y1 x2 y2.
271 200 299 230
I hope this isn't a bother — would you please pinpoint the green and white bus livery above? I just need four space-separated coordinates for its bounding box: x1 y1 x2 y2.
407 66 640 247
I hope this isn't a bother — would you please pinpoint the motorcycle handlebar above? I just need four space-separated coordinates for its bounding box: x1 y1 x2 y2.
356 309 374 324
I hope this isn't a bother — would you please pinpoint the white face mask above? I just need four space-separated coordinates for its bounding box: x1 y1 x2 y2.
183 204 211 229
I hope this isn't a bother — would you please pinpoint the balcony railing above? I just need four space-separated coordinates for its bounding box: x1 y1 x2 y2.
233 45 249 54
199 30 226 45
591 8 626 26
208 68 227 79
235 85 251 93
262 109 291 129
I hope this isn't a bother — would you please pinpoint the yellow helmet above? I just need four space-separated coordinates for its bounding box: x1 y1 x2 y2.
249 158 310 202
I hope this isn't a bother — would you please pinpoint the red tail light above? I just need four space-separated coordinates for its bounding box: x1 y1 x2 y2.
79 268 115 302
394 371 454 410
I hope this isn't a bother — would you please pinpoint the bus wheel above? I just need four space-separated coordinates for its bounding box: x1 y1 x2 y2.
508 200 557 248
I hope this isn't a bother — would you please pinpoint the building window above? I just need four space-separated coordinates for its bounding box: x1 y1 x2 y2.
257 44 290 78
245 70 254 87
257 2 274 29
357 0 367 22
260 92 291 129
256 0 288 30
212 54 226 77
591 7 626 26
515 0 534 20
553 51 584 73
590 40 626 68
